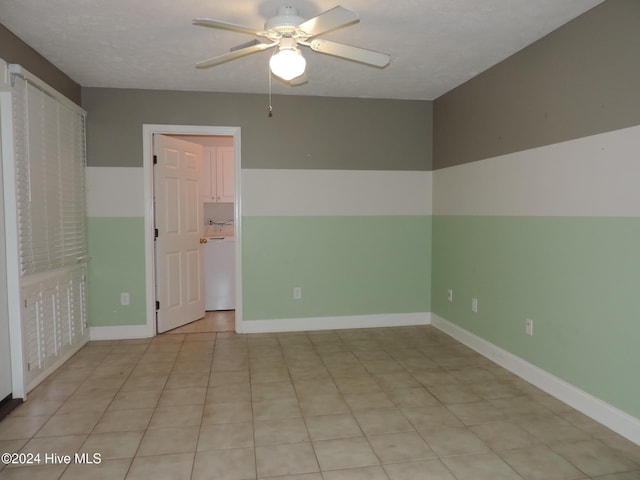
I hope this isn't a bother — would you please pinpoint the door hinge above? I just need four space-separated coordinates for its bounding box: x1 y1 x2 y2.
156 301 160 310
154 228 159 238
153 154 158 165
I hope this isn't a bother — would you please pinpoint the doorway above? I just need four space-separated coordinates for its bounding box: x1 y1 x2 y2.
142 124 243 337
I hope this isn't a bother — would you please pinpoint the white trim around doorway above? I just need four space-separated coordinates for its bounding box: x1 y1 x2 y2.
142 124 243 337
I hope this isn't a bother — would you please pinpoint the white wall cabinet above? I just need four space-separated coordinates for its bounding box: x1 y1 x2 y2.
203 146 234 203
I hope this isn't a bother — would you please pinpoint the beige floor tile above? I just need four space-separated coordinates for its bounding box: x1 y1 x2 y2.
197 422 254 451
402 406 463 432
108 389 161 410
312 437 379 471
35 412 101 437
93 408 153 433
19 434 86 458
254 417 309 446
385 388 439 409
251 381 296 402
427 383 484 404
157 386 207 407
590 473 640 480
384 459 456 480
3 326 631 480
137 426 200 456
202 401 252 425
368 432 436 463
442 452 523 480
120 374 168 393
354 409 414 436
518 415 592 444
421 426 489 457
322 466 390 480
333 376 382 395
7 398 63 418
206 384 251 404
209 370 250 387
251 367 291 384
0 416 50 441
165 373 210 389
126 453 194 480
298 393 350 417
343 392 395 411
60 457 131 480
305 414 363 441
256 442 319 477
79 430 143 459
257 474 322 480
446 400 506 425
192 448 255 480
470 421 540 451
552 440 640 477
292 378 338 396
148 405 204 429
501 445 587 480
55 396 112 415
0 464 67 479
252 398 302 421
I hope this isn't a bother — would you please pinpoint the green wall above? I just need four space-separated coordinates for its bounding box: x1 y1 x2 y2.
243 216 431 320
87 217 147 326
431 215 640 418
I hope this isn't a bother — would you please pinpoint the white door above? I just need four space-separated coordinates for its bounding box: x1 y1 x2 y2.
154 134 205 333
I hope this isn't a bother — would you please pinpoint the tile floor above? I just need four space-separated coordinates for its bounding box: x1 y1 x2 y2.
0 325 638 480
166 311 235 335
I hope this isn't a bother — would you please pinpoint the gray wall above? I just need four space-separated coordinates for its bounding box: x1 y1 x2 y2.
433 0 640 169
82 88 433 170
0 23 81 105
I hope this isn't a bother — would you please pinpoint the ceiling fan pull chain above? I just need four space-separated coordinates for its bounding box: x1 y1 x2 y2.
268 52 274 117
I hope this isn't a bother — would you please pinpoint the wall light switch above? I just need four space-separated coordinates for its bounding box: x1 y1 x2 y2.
471 297 478 313
120 292 130 306
293 287 302 300
447 289 453 302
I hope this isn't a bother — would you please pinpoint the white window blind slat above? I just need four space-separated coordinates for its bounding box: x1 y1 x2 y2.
12 77 87 275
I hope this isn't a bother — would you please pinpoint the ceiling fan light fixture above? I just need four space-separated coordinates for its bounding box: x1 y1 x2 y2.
270 47 306 81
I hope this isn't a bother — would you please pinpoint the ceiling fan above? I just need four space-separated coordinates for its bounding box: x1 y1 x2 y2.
193 5 391 84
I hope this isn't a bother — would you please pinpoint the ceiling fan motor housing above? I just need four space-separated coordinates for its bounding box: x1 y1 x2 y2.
265 6 305 34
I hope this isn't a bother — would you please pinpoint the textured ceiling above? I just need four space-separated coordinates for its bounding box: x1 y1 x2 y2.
0 0 604 100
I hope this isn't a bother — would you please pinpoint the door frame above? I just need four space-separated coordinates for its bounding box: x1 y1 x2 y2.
142 124 243 336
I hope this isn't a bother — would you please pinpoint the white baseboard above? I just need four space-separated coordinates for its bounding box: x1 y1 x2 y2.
240 312 430 334
89 324 151 341
430 314 640 446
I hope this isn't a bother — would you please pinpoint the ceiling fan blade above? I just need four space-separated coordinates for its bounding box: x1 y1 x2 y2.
230 39 261 52
193 17 262 36
196 42 277 69
297 6 359 37
307 39 390 67
290 72 308 86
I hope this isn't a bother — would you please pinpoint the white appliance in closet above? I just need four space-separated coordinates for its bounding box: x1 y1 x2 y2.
204 237 235 310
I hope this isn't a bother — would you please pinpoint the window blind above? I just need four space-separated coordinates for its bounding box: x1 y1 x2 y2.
11 76 87 276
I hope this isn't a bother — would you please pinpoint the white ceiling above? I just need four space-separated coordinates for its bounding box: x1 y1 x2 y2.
0 0 604 100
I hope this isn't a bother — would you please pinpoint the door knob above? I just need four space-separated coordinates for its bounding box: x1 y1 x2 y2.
200 238 208 244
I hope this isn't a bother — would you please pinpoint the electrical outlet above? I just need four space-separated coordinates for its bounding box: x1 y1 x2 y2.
525 318 533 336
120 292 130 306
293 287 302 300
447 289 453 302
471 297 478 313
